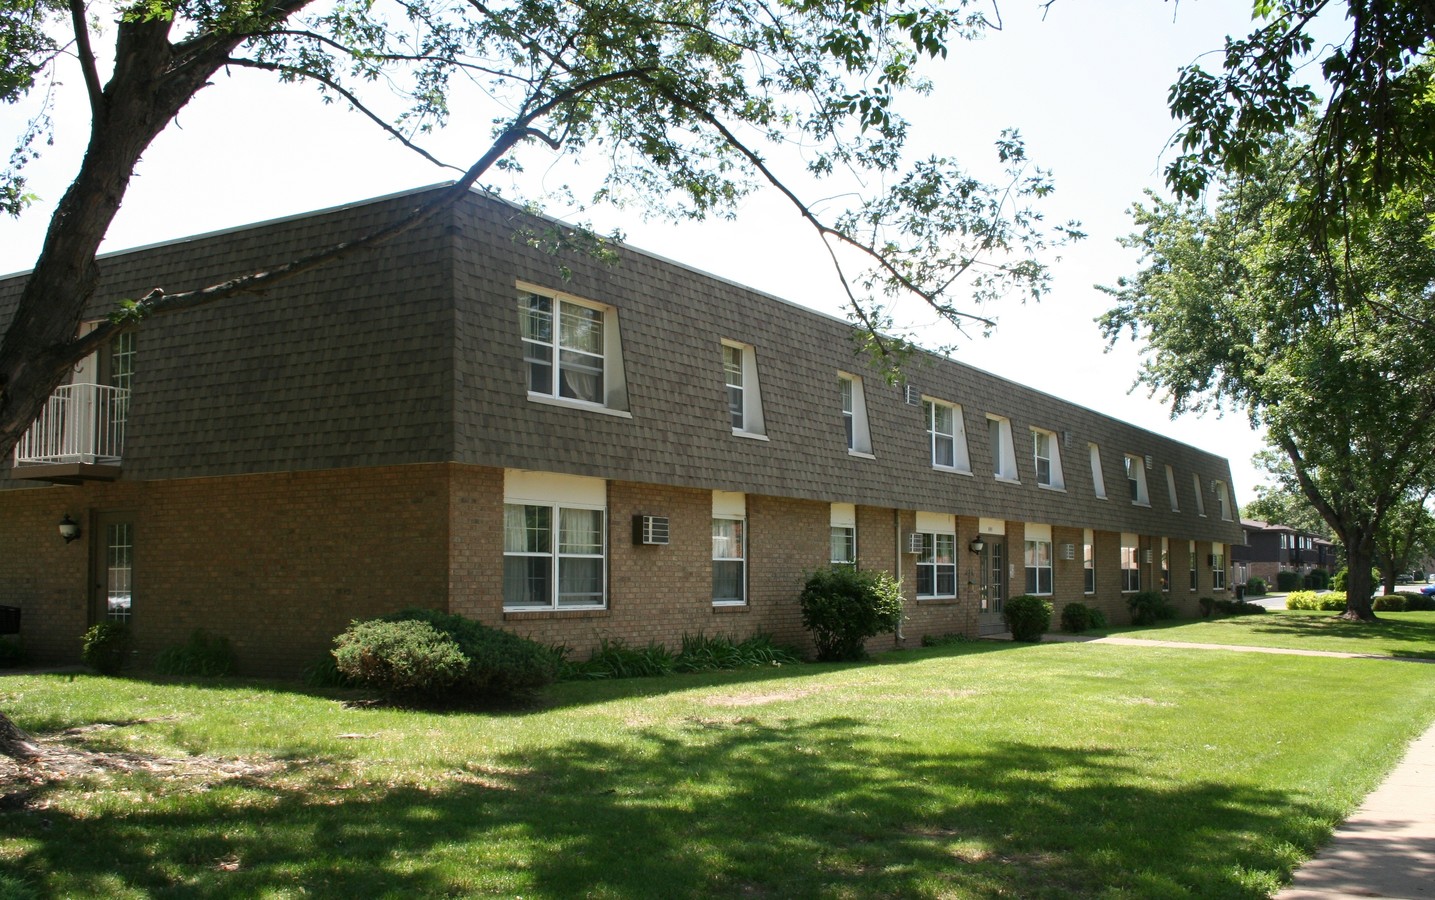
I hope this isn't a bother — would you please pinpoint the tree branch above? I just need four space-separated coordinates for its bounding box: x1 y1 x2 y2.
67 0 105 118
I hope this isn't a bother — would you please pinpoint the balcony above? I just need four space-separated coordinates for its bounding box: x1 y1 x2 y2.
12 383 128 483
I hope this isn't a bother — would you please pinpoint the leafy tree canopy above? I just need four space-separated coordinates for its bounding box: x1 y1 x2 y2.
1167 0 1435 231
1101 130 1435 619
1242 450 1333 538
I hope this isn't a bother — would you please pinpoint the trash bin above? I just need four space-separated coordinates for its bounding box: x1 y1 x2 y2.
1235 584 1246 601
0 605 19 635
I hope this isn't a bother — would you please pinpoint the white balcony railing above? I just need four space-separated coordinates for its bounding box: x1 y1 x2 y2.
13 383 129 466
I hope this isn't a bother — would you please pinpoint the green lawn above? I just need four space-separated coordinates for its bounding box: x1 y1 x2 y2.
4 635 1435 898
1105 609 1435 659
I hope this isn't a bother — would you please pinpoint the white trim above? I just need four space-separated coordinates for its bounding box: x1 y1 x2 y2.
713 490 747 518
505 469 606 506
526 395 634 418
1025 522 1052 543
916 511 955 533
979 517 1005 536
830 502 857 529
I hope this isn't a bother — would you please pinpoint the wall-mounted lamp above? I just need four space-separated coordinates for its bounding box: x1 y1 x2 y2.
968 537 986 554
58 514 81 544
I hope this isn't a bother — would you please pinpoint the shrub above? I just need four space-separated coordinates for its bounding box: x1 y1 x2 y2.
1003 595 1052 643
333 619 469 698
1244 576 1267 596
1373 594 1411 612
1305 569 1331 590
1127 590 1174 626
1276 571 1302 592
81 622 131 675
1059 602 1094 633
921 632 974 647
386 607 559 700
1403 592 1435 612
1284 590 1320 610
673 633 799 672
1198 596 1215 618
1088 607 1108 629
799 566 904 661
302 653 354 688
1212 598 1268 615
154 629 235 677
1331 567 1380 592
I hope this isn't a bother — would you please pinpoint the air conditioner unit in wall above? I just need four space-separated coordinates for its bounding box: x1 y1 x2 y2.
904 384 921 405
1145 455 1154 470
1061 543 1076 560
905 532 925 554
1144 548 1154 564
633 515 670 546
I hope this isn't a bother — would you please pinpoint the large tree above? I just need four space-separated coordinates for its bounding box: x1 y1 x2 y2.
0 1 1077 756
1100 135 1435 621
1241 449 1334 538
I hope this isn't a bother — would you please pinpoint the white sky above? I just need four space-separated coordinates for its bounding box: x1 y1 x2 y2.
0 0 1318 504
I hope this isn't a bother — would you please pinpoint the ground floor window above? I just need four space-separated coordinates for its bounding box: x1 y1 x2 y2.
1025 538 1053 595
713 517 747 604
503 504 606 609
1212 544 1227 591
830 526 856 566
1189 539 1198 591
1121 533 1140 593
1160 536 1170 592
916 533 956 598
1083 529 1095 594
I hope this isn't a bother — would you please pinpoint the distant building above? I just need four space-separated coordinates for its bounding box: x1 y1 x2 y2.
1 186 1244 674
1233 519 1339 586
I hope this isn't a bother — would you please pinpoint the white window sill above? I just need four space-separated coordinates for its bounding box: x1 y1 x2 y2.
527 394 633 418
712 600 748 607
932 464 973 475
994 475 1021 485
916 595 957 601
849 449 877 460
1131 501 1151 508
504 604 609 613
1094 495 1108 501
732 429 769 441
1037 483 1066 493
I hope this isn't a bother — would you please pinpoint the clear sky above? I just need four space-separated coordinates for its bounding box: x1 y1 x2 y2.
0 0 1304 504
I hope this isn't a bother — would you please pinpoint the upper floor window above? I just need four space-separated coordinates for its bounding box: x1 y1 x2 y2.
1089 443 1107 499
1121 532 1141 593
988 415 1019 481
924 398 970 471
840 373 873 455
1214 480 1232 521
722 340 766 436
1125 454 1150 506
1032 428 1064 489
1192 473 1207 516
1165 465 1180 512
519 288 627 411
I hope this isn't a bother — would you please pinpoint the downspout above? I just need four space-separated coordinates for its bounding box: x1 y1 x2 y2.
895 508 906 644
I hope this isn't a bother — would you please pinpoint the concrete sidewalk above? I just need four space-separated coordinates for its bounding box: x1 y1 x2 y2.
1035 632 1435 898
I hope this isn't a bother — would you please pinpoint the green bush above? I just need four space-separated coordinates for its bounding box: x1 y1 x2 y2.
333 619 469 699
302 653 354 688
1244 576 1267 596
81 622 131 675
1373 594 1410 612
1331 567 1380 592
1403 592 1435 612
1088 607 1108 629
1198 596 1215 618
1286 590 1347 611
1003 595 1052 643
0 636 26 669
920 632 974 647
799 566 904 661
1305 569 1331 590
1275 571 1302 591
673 633 800 672
1127 590 1174 626
154 629 235 677
1212 598 1268 615
1059 602 1094 633
386 608 559 700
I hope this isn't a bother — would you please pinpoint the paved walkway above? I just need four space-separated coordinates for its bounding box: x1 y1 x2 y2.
1035 632 1435 899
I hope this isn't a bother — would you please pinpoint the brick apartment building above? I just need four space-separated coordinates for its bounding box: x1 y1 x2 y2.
1232 519 1339 586
0 186 1245 675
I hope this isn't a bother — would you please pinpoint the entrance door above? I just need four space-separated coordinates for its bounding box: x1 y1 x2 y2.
978 539 1006 634
91 515 134 625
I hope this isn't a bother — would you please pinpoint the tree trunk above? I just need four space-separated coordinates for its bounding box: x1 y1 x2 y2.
0 710 40 761
1341 544 1379 621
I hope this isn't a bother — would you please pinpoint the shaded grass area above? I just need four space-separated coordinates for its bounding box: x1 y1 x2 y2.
4 641 1435 898
1104 610 1435 659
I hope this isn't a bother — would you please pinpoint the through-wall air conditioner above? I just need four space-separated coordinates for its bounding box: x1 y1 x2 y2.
1145 455 1154 470
633 515 670 546
905 532 925 554
1144 548 1154 564
904 384 921 405
1061 543 1076 560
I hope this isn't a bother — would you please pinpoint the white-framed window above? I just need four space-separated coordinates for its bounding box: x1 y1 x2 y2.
105 521 134 623
839 373 873 455
1192 473 1207 516
1032 428 1064 489
1125 454 1150 506
1089 443 1107 499
722 340 766 436
1212 543 1227 591
1083 528 1095 595
713 491 747 605
1024 523 1053 595
502 471 608 611
915 512 956 599
1121 532 1141 593
1214 480 1232 521
1189 539 1198 591
1165 465 1180 512
988 415 1019 481
519 288 626 411
924 398 970 471
1160 536 1170 592
830 502 857 566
